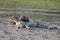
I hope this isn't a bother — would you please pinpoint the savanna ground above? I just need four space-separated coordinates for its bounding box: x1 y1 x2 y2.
0 13 60 40
0 0 60 40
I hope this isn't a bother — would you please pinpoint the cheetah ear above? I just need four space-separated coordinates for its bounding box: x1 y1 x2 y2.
10 16 15 19
19 16 23 20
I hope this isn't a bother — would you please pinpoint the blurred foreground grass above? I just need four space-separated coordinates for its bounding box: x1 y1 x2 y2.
0 0 60 9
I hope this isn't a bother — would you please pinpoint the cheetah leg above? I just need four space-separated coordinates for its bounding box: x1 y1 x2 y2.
25 25 30 29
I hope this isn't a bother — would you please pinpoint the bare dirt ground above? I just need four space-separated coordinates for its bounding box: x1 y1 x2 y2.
0 16 60 40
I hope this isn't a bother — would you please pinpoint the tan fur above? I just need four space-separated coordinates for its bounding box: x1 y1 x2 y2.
10 16 40 29
10 16 20 27
25 25 30 29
